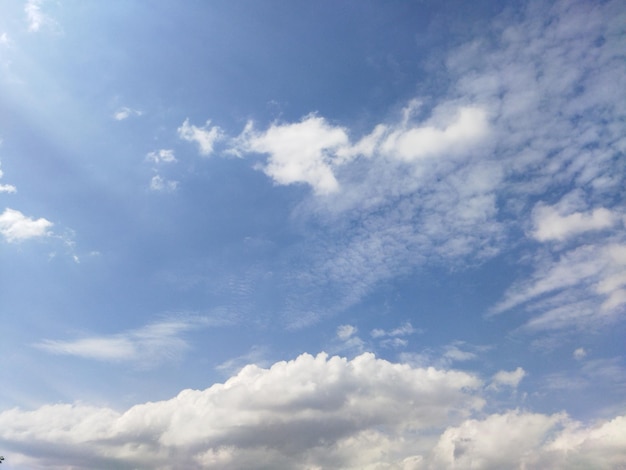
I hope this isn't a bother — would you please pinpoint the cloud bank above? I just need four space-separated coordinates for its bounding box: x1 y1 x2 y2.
0 353 623 469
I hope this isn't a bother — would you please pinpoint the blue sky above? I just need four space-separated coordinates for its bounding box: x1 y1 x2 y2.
0 0 625 468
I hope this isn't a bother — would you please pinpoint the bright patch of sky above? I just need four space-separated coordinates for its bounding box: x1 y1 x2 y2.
0 0 625 468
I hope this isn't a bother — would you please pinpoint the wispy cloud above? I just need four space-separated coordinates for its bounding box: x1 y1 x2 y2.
146 149 177 164
24 0 59 33
0 162 16 193
178 118 224 156
487 367 526 391
113 106 142 121
35 316 218 367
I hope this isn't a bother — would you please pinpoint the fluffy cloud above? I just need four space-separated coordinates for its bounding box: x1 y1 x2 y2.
178 118 224 156
35 317 215 367
0 353 483 469
0 208 52 242
0 353 623 469
236 115 349 195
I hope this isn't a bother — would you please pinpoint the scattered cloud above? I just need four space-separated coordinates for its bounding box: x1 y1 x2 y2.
24 0 58 33
531 200 619 242
573 347 587 360
146 149 177 164
488 367 526 390
234 115 348 195
0 208 52 242
0 162 16 193
334 324 365 354
35 316 216 367
0 353 623 469
113 106 142 121
150 175 178 192
490 242 626 330
178 118 224 156
370 321 417 339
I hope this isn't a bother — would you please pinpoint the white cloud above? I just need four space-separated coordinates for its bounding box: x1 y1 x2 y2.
337 324 358 341
24 0 58 33
146 149 177 164
25 0 45 32
0 183 16 193
488 367 526 390
573 347 587 360
150 175 178 192
113 106 142 121
0 208 52 242
0 352 484 469
379 106 489 162
35 317 214 367
178 118 224 156
531 202 618 242
0 353 624 469
371 322 417 339
490 243 626 328
237 115 349 195
0 162 16 193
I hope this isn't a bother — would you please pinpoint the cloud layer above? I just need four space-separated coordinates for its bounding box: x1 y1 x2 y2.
0 353 623 469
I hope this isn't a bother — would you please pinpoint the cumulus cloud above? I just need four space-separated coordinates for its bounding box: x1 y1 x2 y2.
235 115 349 195
0 353 483 469
0 353 623 469
178 118 224 156
35 317 215 367
0 208 52 242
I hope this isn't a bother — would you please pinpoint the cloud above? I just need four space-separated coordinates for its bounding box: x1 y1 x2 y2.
24 0 58 33
0 162 16 193
150 175 178 192
488 367 526 390
370 322 417 339
0 208 52 242
178 118 224 156
146 149 177 164
378 106 489 162
0 352 483 469
113 106 142 121
490 243 626 329
431 410 626 469
573 347 587 360
531 201 618 242
236 115 349 195
0 353 623 469
35 317 216 367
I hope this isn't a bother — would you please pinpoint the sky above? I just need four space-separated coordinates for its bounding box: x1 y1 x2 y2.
0 0 625 468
